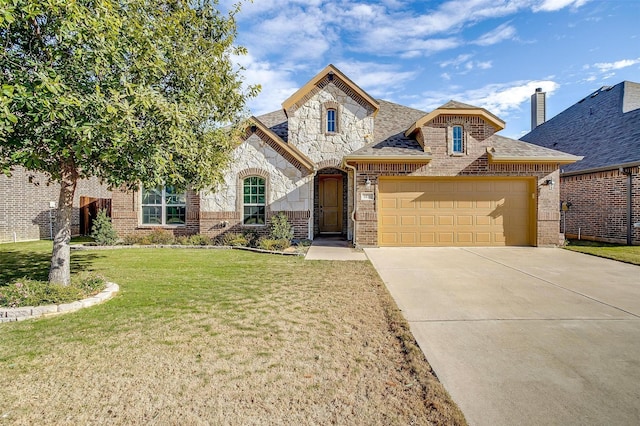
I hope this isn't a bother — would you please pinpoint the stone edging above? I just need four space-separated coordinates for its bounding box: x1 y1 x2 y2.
0 282 119 323
71 244 305 256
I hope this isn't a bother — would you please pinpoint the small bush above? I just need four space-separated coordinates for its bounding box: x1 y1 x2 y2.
269 212 294 241
242 230 260 248
90 209 118 246
147 229 175 245
258 237 291 251
0 274 106 308
220 232 249 247
187 234 212 246
174 235 191 245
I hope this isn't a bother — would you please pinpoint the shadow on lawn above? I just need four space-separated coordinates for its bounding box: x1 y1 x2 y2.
0 249 103 285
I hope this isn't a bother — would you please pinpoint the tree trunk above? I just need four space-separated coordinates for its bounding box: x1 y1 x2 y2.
48 163 79 286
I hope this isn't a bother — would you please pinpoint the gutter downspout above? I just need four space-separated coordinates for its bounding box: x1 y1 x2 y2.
344 162 357 245
309 168 318 241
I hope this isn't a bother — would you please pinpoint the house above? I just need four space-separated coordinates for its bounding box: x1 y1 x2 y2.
521 81 640 245
0 166 111 243
111 64 581 247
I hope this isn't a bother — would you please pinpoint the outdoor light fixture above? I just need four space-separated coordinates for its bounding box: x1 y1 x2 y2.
250 124 257 132
544 179 555 187
365 178 372 189
328 71 334 81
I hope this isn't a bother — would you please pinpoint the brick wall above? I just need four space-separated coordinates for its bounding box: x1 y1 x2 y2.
561 167 639 245
112 186 310 241
0 166 111 243
353 162 560 247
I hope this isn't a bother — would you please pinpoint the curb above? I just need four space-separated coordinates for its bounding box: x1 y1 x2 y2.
0 282 119 323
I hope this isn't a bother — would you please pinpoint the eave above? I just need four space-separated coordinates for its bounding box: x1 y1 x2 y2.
343 155 432 165
244 117 315 172
282 64 380 117
405 108 505 137
486 148 583 165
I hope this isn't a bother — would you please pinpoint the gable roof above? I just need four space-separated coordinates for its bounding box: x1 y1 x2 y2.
243 116 314 172
405 100 505 137
520 81 640 173
281 64 380 117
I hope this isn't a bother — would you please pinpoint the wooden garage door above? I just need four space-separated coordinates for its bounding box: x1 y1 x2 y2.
378 178 532 247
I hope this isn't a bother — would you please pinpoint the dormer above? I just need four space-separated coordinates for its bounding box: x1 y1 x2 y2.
405 101 505 155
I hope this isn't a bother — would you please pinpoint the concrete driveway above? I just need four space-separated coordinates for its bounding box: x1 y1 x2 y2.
365 247 640 426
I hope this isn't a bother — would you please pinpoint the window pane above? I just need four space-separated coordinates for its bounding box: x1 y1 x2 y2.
165 206 186 225
244 206 265 225
142 187 162 205
327 109 336 132
453 126 463 152
142 206 162 224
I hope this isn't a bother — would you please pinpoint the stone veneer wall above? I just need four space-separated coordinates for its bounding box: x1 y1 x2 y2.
0 166 111 242
561 167 639 245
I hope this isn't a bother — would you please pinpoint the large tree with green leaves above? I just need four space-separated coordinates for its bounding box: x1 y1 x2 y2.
1 0 258 285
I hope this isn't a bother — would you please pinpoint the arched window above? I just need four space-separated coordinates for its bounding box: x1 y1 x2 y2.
243 176 266 225
326 108 337 133
452 125 464 153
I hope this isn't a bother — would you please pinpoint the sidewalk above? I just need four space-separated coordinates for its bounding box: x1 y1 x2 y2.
304 237 368 261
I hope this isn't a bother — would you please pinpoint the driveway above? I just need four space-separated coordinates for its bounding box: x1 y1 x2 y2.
365 247 640 426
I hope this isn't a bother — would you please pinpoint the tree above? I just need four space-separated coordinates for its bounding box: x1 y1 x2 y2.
1 0 258 284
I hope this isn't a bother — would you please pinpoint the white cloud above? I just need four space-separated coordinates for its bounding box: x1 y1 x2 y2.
414 80 560 118
233 54 300 116
593 58 640 72
532 0 591 12
473 23 517 46
333 61 417 98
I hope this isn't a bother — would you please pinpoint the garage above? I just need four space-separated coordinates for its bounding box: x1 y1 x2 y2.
378 178 534 247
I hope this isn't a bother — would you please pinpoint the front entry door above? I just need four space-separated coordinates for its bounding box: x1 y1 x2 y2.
319 175 343 233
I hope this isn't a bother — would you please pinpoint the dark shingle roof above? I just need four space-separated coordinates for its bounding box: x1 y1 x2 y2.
520 81 640 173
489 134 582 162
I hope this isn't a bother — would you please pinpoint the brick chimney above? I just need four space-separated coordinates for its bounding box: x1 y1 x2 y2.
531 87 546 130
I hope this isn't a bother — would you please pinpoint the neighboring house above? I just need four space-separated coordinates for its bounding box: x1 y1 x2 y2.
0 166 112 243
521 81 640 245
112 64 580 247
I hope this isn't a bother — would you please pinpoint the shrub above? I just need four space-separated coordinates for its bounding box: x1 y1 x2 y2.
90 209 118 246
219 232 249 247
269 212 294 241
258 237 291 251
147 229 175 245
242 230 260 248
187 234 212 246
0 274 106 308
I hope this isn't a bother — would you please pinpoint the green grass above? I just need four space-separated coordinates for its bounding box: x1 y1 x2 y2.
0 241 466 425
564 239 640 265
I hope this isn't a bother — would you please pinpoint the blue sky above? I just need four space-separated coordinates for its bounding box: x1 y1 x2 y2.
226 0 640 138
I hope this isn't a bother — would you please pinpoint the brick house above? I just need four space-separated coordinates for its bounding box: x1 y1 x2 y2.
521 81 640 245
112 64 580 247
0 167 111 243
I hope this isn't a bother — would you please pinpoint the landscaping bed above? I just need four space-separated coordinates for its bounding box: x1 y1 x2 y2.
0 241 466 425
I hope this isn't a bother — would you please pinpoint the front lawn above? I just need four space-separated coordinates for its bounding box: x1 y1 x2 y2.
564 239 640 266
0 241 465 425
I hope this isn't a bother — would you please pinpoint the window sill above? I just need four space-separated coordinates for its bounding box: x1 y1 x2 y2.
450 153 466 157
137 224 186 229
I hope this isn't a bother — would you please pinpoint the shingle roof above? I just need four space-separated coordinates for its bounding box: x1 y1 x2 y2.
520 81 640 173
488 134 582 163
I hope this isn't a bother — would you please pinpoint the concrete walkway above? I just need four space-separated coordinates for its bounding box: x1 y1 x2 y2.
305 237 367 261
365 247 640 426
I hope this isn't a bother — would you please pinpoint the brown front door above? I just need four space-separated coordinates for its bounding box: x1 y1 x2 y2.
319 175 343 233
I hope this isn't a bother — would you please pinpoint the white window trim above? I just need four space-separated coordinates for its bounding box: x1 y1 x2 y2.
322 101 340 135
447 122 468 156
140 185 187 227
242 176 267 226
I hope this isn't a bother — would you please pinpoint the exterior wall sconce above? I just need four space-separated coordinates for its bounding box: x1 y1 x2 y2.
365 178 372 189
543 179 555 188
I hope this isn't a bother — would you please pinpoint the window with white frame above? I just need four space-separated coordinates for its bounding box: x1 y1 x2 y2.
326 108 337 133
141 186 186 225
243 176 266 225
452 125 464 154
